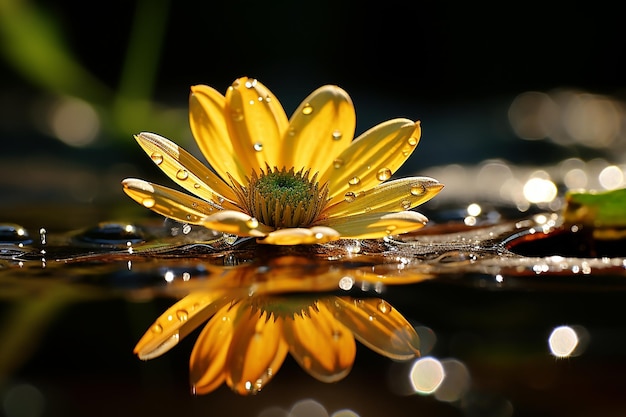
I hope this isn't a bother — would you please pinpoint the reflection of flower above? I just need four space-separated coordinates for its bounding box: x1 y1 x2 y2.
136 293 420 395
122 77 443 245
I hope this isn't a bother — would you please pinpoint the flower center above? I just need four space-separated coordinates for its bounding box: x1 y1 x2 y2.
250 296 320 320
232 166 329 228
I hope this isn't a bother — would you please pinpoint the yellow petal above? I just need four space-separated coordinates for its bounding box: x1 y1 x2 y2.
315 211 428 239
324 177 443 218
189 84 249 185
134 132 238 203
281 85 356 174
189 302 239 395
283 302 356 382
201 210 274 237
134 291 231 360
226 309 289 395
321 119 421 204
122 178 226 225
225 77 289 171
324 297 420 360
259 226 340 245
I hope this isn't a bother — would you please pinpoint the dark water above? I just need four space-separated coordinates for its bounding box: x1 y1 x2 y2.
1 205 626 417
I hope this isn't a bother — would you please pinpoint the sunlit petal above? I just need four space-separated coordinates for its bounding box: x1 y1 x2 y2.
282 85 356 174
134 291 231 360
225 77 289 171
189 84 248 184
260 226 340 245
283 303 356 382
321 119 421 204
122 178 228 225
201 210 274 237
325 298 420 360
134 132 238 202
189 302 239 395
315 211 428 239
225 310 289 395
324 177 443 218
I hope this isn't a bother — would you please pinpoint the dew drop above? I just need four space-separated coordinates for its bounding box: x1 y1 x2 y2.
377 168 392 181
385 225 397 234
288 127 296 137
150 152 164 165
348 176 361 186
401 199 411 209
142 198 156 208
231 109 244 122
377 300 391 314
410 184 426 196
302 103 313 115
244 79 257 88
333 158 344 169
176 169 189 180
151 323 163 334
264 95 272 103
331 329 343 340
246 218 259 229
344 191 357 202
176 310 189 322
253 142 263 152
408 137 418 146
193 183 201 189
331 130 342 141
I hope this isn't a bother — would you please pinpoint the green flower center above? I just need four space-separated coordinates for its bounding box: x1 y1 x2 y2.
232 166 329 229
249 296 320 320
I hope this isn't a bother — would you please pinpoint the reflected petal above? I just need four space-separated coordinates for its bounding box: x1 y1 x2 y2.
325 298 420 360
281 85 356 174
283 301 356 382
134 291 231 360
225 309 289 394
189 301 239 395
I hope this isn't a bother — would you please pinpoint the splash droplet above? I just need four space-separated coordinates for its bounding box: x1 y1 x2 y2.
331 130 342 141
150 152 164 165
176 169 189 180
253 142 263 152
377 168 392 181
302 103 313 115
344 192 357 202
348 176 361 186
410 184 426 196
142 198 156 208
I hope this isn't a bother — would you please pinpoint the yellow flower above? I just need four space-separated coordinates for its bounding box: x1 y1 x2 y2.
122 77 443 245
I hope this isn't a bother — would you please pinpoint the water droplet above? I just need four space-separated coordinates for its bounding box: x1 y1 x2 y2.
401 199 411 209
288 127 296 137
331 329 343 340
302 103 313 115
176 169 189 180
377 300 391 314
151 323 163 334
333 158 344 169
150 152 164 165
176 310 189 322
344 192 357 202
264 95 272 103
385 225 397 234
348 176 361 186
246 218 259 229
142 198 156 208
364 206 372 212
244 79 257 88
408 137 418 146
253 142 263 152
331 130 342 140
410 184 426 196
231 109 244 122
377 168 392 181
193 183 201 189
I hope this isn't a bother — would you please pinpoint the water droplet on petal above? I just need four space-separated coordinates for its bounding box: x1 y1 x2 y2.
151 323 163 334
244 79 258 88
288 127 296 137
410 184 426 196
253 142 263 152
333 158 344 169
408 137 418 146
176 169 189 180
302 103 313 115
150 152 163 165
176 310 189 321
344 191 357 202
401 199 411 209
377 168 392 181
377 300 391 314
142 198 156 208
231 109 244 122
385 225 397 234
331 130 342 141
193 183 201 189
246 218 259 229
348 176 361 186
